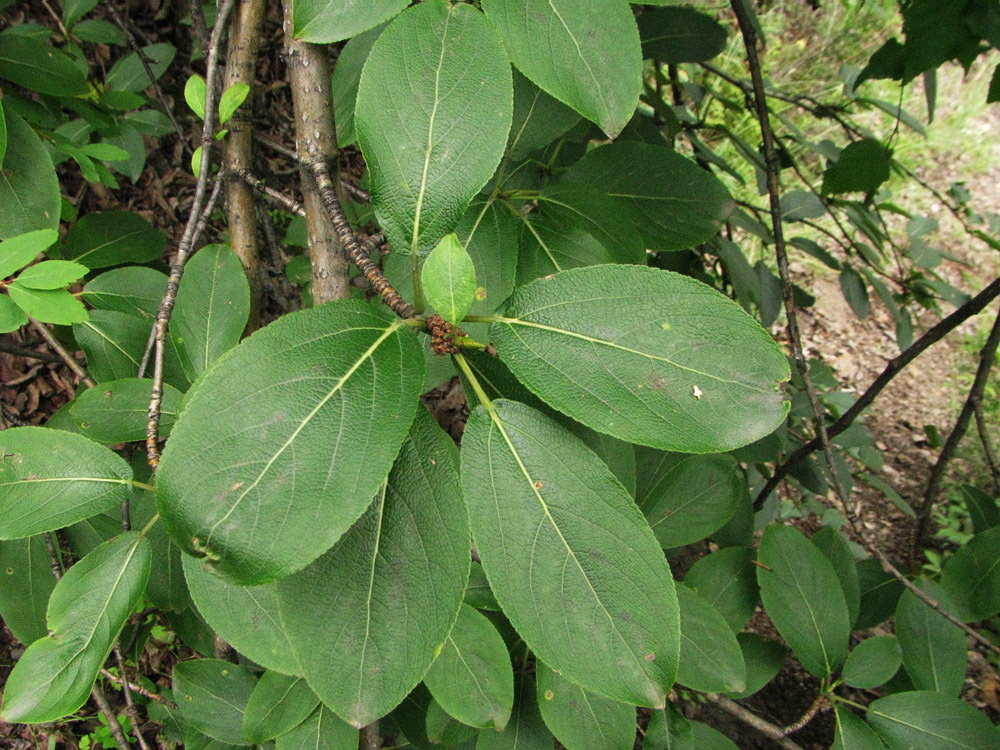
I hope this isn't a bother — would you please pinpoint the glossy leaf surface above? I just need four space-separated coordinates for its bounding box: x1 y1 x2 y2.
157 301 424 584
462 399 679 707
356 0 513 254
491 266 790 452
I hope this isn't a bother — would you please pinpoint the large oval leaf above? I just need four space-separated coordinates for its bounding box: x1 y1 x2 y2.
276 410 469 726
293 0 407 43
275 704 357 750
242 672 319 744
0 110 60 239
173 659 258 746
0 35 89 97
866 691 997 749
63 210 166 269
564 142 734 252
0 533 151 724
941 525 1000 621
70 378 182 444
535 661 635 750
895 582 966 696
0 427 133 539
637 7 728 64
82 266 168 319
461 399 679 707
756 524 850 678
157 301 424 585
355 0 513 254
482 0 641 138
0 535 57 644
490 266 790 453
684 546 759 634
675 585 746 694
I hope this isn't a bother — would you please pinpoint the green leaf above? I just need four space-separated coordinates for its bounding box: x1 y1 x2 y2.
958 484 1000 534
477 668 552 750
63 210 166 269
422 233 477 325
464 562 500 612
491 266 790 453
14 261 88 290
73 310 146 383
158 302 424 585
867 691 997 750
684 546 759 633
242 672 319 744
839 266 871 319
275 704 358 750
812 526 861 628
856 558 904 629
63 0 98 27
726 633 786 699
217 83 249 126
183 75 207 119
182 555 299 676
842 636 902 689
635 451 743 547
173 659 258 746
756 524 850 678
424 603 513 730
330 25 383 148
482 0 641 138
0 34 88 96
564 142 734 251
83 266 168 319
0 98 5 168
895 582 966 696
461 399 679 707
0 535 57 644
675 585 746 694
0 427 132 539
0 110 60 239
941 525 1000 621
0 533 151 723
355 0 513 254
6 285 87 325
637 7 728 63
425 698 477 745
0 293 29 333
535 660 635 750
79 143 129 162
293 0 407 43
107 42 175 92
170 244 251 380
822 140 891 195
832 708 884 750
456 200 517 316
72 19 126 45
0 229 59 278
277 411 469 727
70 378 182 444
505 69 581 162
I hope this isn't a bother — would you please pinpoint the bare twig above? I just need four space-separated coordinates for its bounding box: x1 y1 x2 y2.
0 340 63 363
91 684 133 750
232 169 305 216
189 0 210 55
100 670 177 708
28 318 95 388
44 531 63 581
754 276 1000 510
114 646 150 750
912 307 1000 560
780 693 826 737
705 695 805 750
145 0 236 469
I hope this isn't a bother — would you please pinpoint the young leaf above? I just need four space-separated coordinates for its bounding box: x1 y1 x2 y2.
756 524 850 678
6 285 87 325
63 210 166 269
832 708 883 750
0 111 60 239
173 659 258 746
0 35 89 97
482 0 641 138
940 525 1000 621
293 0 407 43
895 582 966 696
14 261 88 290
83 266 168 319
70 378 182 444
0 535 57 644
0 427 132 539
355 0 513 254
157 302 424 585
0 229 59 278
675 585 746 694
866 691 997 749
563 142 734 252
218 83 249 126
170 244 251 380
424 603 513 730
275 704 358 750
842 636 902 689
461 399 679 707
242 672 319 744
535 661 635 750
0 294 28 333
422 233 477 325
490 266 790 453
684 546 759 633
277 411 470 727
0 533 151 723
78 143 130 162
182 555 299 676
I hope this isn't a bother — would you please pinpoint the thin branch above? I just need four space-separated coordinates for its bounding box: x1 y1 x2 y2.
974 401 1000 494
189 0 211 55
0 341 63 363
145 0 236 470
912 306 1000 560
28 318 95 388
231 169 305 216
780 693 826 737
100 670 177 708
114 646 150 750
754 276 1000 510
253 132 299 161
91 684 132 750
44 532 63 581
705 695 805 750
